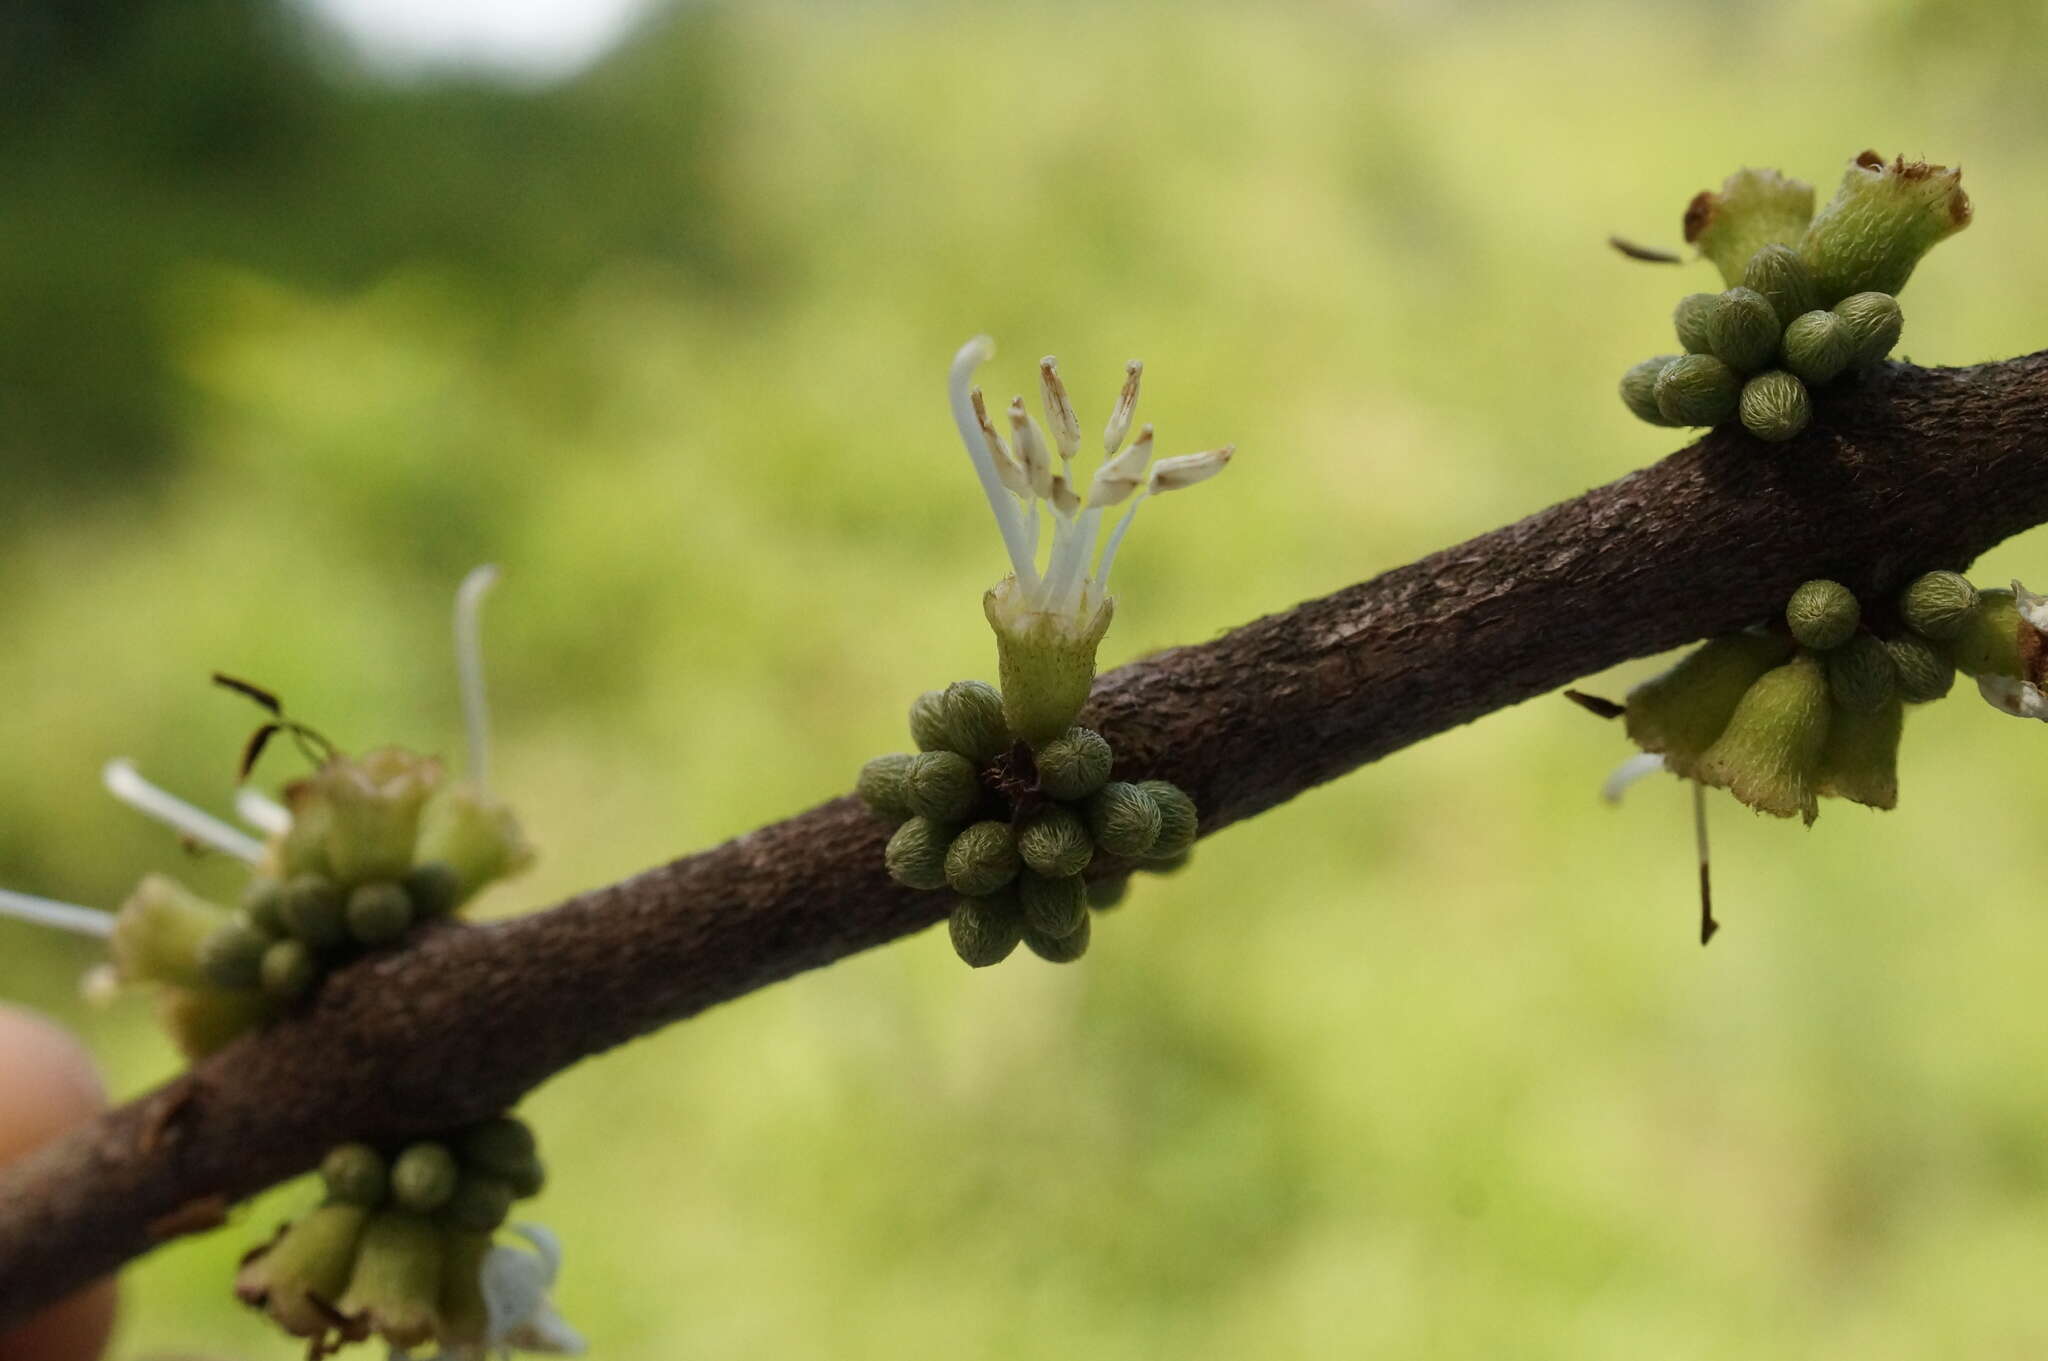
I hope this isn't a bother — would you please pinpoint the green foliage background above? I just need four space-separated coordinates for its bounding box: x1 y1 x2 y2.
4 0 2048 1355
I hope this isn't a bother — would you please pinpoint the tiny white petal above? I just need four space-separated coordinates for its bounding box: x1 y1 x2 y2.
1086 424 1153 508
1102 360 1143 455
1146 445 1234 495
1600 752 1667 804
1038 357 1081 461
2014 579 2048 631
1977 674 2048 721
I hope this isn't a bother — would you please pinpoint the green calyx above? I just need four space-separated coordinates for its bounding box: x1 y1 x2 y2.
413 781 534 907
944 821 1021 897
1825 634 1898 713
1694 652 1832 824
1785 579 1860 650
983 578 1115 747
338 1210 446 1350
1654 354 1741 427
1624 632 1793 779
949 892 1024 967
110 874 227 990
1738 370 1811 443
1898 570 1977 641
234 1201 372 1337
1949 588 2021 679
1816 690 1903 811
1800 152 1971 304
1685 167 1816 287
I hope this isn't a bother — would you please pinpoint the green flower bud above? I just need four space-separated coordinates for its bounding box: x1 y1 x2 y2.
277 789 336 880
154 985 271 1059
414 781 534 906
1705 288 1781 374
1695 652 1832 824
1738 370 1812 443
281 873 348 949
903 750 981 823
1740 243 1820 326
1898 570 1977 641
242 878 288 937
1816 691 1903 811
984 578 1115 747
1685 167 1816 287
1016 806 1094 878
457 1116 537 1179
322 1142 390 1207
1087 781 1163 857
390 1142 460 1214
1786 579 1860 650
1949 588 2022 679
1086 876 1131 910
1673 296 1718 355
1035 726 1114 801
1654 354 1742 427
949 892 1023 968
1885 634 1957 703
1134 780 1198 857
260 939 318 1003
197 915 271 991
234 1202 372 1337
500 1152 546 1199
884 817 954 891
1781 310 1853 386
401 861 461 920
938 680 1012 764
1832 291 1904 365
944 821 1021 897
317 747 445 886
1799 152 1971 304
908 690 951 752
442 1172 516 1233
1620 356 1681 426
346 881 414 947
110 874 228 989
1019 872 1088 940
338 1209 445 1349
1825 634 1898 714
856 753 916 821
1624 632 1793 779
1024 909 1092 964
439 1230 493 1347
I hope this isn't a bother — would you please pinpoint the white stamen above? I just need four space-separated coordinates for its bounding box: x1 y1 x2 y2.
1038 356 1081 460
1042 505 1102 614
1600 752 1667 804
235 788 292 837
0 888 114 939
1103 360 1143 455
1087 424 1153 508
1148 445 1235 494
103 759 265 863
948 337 1036 584
1047 470 1082 518
971 388 1030 496
1008 397 1056 500
456 564 501 790
1094 494 1148 593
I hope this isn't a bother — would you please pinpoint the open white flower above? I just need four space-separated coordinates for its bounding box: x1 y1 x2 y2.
1979 580 2048 721
414 1223 585 1360
947 336 1234 743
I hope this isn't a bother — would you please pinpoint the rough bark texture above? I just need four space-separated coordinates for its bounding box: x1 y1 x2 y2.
3 352 2047 1323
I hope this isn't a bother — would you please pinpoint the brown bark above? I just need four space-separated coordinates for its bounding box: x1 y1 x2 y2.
2 351 2046 1322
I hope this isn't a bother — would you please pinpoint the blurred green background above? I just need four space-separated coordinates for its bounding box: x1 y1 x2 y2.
5 0 2048 1355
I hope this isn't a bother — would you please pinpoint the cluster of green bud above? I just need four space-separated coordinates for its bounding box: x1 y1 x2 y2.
108 748 533 1059
235 1116 546 1350
1620 570 2022 822
859 681 1199 969
1621 153 1966 444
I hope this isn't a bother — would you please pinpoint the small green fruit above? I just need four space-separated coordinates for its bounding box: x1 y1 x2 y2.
1135 780 1198 857
944 821 1021 897
1738 370 1812 443
198 916 272 991
1898 571 1977 641
1086 782 1163 857
1741 244 1820 326
1620 356 1681 426
260 939 318 1002
1019 872 1088 940
1884 634 1956 703
1705 288 1781 374
1024 909 1092 964
903 750 981 823
1672 296 1718 354
389 1142 459 1214
1786 579 1860 651
1694 652 1832 824
1654 353 1742 426
1949 588 2021 679
281 874 348 950
1825 634 1898 713
885 817 955 891
1832 291 1904 364
322 1143 390 1207
856 754 916 821
1016 807 1094 878
1036 726 1114 801
346 881 414 947
1781 310 1853 385
948 893 1024 967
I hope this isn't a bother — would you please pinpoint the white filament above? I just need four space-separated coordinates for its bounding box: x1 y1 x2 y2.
1599 752 1667 804
103 759 264 863
948 337 1037 585
0 888 114 939
235 787 292 837
456 564 502 789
